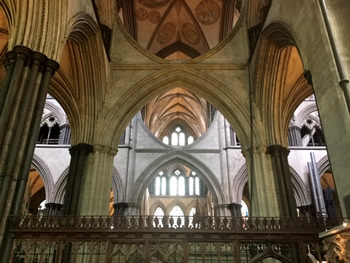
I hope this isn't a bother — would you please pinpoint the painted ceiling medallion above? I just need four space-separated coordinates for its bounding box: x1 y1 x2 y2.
136 8 149 21
182 23 200 45
148 10 161 24
195 0 221 25
157 22 176 44
139 0 171 9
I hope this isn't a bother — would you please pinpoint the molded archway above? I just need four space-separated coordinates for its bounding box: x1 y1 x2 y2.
131 151 225 206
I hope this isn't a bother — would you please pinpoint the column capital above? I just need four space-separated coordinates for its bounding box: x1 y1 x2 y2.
93 144 118 156
241 146 267 157
267 144 290 157
69 143 94 155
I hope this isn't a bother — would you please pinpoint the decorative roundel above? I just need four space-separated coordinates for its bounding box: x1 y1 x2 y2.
148 10 161 24
182 23 200 45
136 8 149 21
157 22 176 44
195 0 221 25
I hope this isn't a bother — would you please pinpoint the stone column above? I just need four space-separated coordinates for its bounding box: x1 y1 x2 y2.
267 144 297 217
0 46 59 261
288 126 302 146
227 203 242 217
243 146 281 217
45 203 63 216
62 143 93 215
78 145 117 215
58 124 71 144
113 202 128 216
298 205 312 218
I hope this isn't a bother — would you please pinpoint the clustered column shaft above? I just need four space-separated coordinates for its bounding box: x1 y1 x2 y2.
267 144 297 217
0 46 59 260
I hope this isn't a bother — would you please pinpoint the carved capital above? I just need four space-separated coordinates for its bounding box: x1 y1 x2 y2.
93 144 118 156
323 229 350 262
241 146 267 157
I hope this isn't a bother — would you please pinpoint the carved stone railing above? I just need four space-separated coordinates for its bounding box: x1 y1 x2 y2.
8 216 343 263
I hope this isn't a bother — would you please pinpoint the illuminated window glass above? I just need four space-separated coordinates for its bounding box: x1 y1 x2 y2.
178 176 185 196
179 132 185 146
189 177 194 195
162 136 169 145
161 177 166 195
195 177 200 195
170 176 177 195
171 132 178 146
155 177 160 195
188 136 194 144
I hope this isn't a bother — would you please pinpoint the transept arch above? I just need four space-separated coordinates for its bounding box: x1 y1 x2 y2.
106 66 251 150
131 151 225 206
252 22 313 146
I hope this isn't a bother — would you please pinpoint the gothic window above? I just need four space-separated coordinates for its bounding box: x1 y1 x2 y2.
154 171 167 196
162 136 169 145
37 116 60 144
162 126 195 146
154 207 165 217
152 169 206 196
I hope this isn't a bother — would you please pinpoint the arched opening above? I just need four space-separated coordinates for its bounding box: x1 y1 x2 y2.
146 163 213 218
24 167 46 215
141 87 217 146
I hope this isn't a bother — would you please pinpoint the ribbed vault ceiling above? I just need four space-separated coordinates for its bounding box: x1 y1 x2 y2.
143 87 210 138
119 0 242 58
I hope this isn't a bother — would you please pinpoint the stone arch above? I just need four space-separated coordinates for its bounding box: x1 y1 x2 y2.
149 201 166 216
231 164 248 204
253 22 313 146
317 154 330 178
52 167 69 204
112 167 125 203
185 199 201 216
106 66 251 150
294 103 319 128
231 163 310 207
32 153 54 202
42 100 66 125
250 248 292 263
131 151 225 206
166 200 186 216
49 12 108 145
290 166 312 206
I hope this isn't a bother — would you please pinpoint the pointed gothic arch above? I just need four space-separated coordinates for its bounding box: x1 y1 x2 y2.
131 151 225 206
